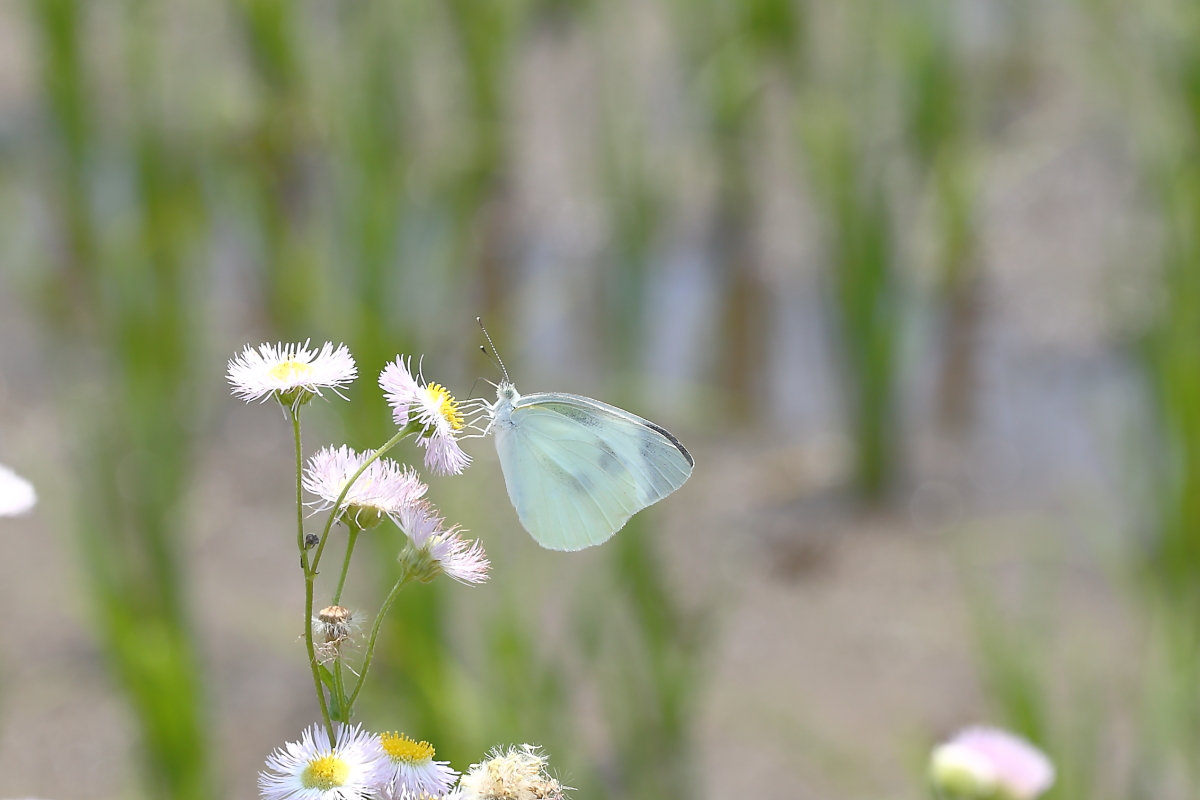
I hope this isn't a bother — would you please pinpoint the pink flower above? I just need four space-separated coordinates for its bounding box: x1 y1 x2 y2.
304 446 427 529
930 726 1055 800
398 501 489 585
379 357 472 476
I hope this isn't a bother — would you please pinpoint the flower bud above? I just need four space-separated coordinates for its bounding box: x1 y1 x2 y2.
397 541 443 584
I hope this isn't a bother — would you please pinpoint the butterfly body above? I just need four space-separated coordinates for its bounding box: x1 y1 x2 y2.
487 381 694 551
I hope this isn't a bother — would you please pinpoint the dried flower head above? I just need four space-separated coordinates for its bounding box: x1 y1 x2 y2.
379 357 474 475
930 727 1055 800
315 606 356 643
259 723 389 800
228 341 357 412
311 606 361 663
397 501 489 585
0 464 36 517
377 732 458 800
457 744 567 800
304 446 427 529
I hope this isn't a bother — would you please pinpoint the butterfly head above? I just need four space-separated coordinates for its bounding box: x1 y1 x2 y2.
486 381 521 428
496 382 520 404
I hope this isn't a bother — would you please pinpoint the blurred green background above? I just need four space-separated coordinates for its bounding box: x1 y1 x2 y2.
2 0 1200 797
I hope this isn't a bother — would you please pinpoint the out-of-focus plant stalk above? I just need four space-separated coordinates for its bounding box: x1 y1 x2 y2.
929 152 981 435
442 0 528 340
802 98 900 502
671 0 804 421
1123 0 1200 651
232 0 319 335
595 101 661 376
32 0 95 323
575 515 706 800
895 3 981 437
1143 166 1200 607
32 0 213 796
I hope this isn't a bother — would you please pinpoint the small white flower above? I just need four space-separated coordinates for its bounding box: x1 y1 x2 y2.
0 464 36 517
259 723 390 800
379 357 472 476
377 732 458 800
228 341 357 411
457 744 566 800
930 727 1055 800
304 446 427 529
398 501 489 585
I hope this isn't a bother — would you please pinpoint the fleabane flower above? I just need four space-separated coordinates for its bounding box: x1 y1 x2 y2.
398 500 489 585
456 744 566 800
0 464 36 517
929 727 1055 800
378 732 458 800
259 722 389 800
229 341 357 412
304 446 427 529
379 357 472 476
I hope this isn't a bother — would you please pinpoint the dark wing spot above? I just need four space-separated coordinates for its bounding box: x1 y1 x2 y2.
596 442 622 474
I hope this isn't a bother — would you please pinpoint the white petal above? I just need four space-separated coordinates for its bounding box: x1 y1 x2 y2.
0 464 36 517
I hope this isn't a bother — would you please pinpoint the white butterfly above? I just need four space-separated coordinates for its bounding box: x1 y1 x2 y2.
474 325 694 551
483 380 694 550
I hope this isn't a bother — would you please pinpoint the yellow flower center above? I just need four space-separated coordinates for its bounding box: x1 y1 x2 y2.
268 359 316 384
380 732 435 764
301 755 350 790
426 383 463 431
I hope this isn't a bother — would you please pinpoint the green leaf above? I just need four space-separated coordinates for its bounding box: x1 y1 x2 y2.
318 664 337 692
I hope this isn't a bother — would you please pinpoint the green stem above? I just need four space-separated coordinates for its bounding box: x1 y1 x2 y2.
346 572 414 714
334 659 348 725
292 408 335 745
311 420 422 575
332 523 360 606
326 522 357 724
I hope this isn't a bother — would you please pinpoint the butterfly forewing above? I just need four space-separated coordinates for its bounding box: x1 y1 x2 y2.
494 392 693 551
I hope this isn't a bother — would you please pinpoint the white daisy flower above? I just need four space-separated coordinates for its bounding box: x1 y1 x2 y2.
457 744 567 800
398 500 489 585
0 464 36 517
377 732 458 800
304 446 427 529
259 722 390 800
228 341 357 412
379 357 472 476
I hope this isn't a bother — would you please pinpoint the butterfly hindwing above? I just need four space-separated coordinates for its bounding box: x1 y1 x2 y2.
494 393 693 551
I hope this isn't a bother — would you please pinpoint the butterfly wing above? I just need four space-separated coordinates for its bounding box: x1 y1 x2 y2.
494 393 694 551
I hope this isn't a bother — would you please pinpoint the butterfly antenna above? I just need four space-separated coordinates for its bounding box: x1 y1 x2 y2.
477 317 510 384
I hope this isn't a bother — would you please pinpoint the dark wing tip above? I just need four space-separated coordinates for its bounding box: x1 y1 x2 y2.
642 421 695 468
